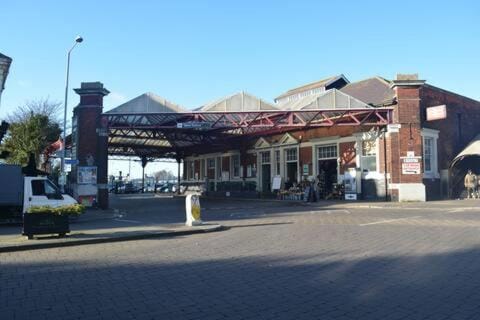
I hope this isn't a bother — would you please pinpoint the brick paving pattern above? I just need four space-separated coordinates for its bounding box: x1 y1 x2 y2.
2 197 480 319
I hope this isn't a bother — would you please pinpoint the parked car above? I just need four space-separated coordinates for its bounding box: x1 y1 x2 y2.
124 183 140 194
157 183 177 193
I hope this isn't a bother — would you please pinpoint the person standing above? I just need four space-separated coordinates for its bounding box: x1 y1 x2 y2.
477 173 480 199
464 169 477 199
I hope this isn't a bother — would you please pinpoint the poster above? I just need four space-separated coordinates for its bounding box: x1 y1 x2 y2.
401 153 422 174
78 166 97 185
344 168 357 200
402 162 421 174
272 176 282 191
303 164 309 175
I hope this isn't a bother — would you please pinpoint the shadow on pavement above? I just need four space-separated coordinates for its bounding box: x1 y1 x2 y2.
3 247 480 319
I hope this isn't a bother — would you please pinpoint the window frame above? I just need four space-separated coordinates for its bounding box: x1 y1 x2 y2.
421 128 439 179
317 144 337 160
275 150 281 175
285 148 297 163
261 151 271 164
231 154 241 178
360 139 377 173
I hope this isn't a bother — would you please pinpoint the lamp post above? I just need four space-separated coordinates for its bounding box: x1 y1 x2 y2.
60 36 83 192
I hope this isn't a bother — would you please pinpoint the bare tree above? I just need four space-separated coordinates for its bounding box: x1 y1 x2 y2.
8 98 62 123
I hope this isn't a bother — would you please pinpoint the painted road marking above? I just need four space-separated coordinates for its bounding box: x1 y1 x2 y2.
359 216 422 226
114 219 142 224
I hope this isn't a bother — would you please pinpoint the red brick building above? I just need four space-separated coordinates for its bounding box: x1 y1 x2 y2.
182 74 480 201
71 74 480 205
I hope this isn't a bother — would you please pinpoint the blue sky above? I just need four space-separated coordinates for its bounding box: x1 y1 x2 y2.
1 0 479 177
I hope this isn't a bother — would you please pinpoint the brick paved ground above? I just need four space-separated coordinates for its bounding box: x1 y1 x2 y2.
2 196 480 319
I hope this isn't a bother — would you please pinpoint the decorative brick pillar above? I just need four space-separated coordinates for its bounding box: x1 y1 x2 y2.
71 82 110 209
389 74 426 201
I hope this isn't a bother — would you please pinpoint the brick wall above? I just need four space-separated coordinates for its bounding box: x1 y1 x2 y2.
339 142 356 174
75 107 102 166
420 85 480 170
299 146 312 175
389 84 424 185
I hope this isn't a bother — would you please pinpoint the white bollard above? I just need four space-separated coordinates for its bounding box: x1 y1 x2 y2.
185 194 203 226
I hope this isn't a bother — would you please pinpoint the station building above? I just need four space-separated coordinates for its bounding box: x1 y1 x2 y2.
66 73 480 207
179 74 480 201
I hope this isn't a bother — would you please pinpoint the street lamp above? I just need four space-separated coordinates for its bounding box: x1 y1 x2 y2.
60 36 83 192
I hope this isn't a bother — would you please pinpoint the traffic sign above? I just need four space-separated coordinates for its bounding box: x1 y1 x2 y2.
65 159 79 165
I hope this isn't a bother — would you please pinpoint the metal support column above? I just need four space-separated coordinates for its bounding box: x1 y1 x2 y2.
141 156 148 193
177 158 181 195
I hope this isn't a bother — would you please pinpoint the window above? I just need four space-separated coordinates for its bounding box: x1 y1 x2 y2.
31 180 45 196
275 150 281 175
361 140 377 172
421 129 439 178
285 148 297 162
232 155 240 178
261 151 270 164
31 180 60 198
217 157 222 179
207 158 215 169
188 161 195 180
423 137 434 173
318 145 337 159
200 159 205 179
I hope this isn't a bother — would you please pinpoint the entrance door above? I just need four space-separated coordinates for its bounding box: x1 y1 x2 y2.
286 162 298 184
317 159 338 199
262 164 271 192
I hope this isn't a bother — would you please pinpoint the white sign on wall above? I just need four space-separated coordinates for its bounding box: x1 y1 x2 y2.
426 105 447 121
401 152 422 174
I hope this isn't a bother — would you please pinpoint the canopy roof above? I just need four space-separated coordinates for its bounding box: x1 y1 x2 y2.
451 134 480 168
104 87 392 159
197 91 278 112
106 109 392 158
106 92 186 114
280 89 371 110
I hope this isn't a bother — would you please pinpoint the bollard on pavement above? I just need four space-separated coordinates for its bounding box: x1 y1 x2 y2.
185 194 203 226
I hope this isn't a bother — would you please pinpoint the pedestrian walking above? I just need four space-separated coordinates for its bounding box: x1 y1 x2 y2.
464 169 477 199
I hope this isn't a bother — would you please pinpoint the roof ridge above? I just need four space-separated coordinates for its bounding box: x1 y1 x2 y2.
275 74 347 100
106 92 186 113
343 76 391 88
199 91 276 111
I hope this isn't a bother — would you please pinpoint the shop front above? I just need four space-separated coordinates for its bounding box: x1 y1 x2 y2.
182 129 387 201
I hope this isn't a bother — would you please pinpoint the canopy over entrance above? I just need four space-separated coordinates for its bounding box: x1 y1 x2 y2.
450 134 480 168
449 134 480 198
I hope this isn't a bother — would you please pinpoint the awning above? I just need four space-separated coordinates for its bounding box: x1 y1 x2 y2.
450 134 480 168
